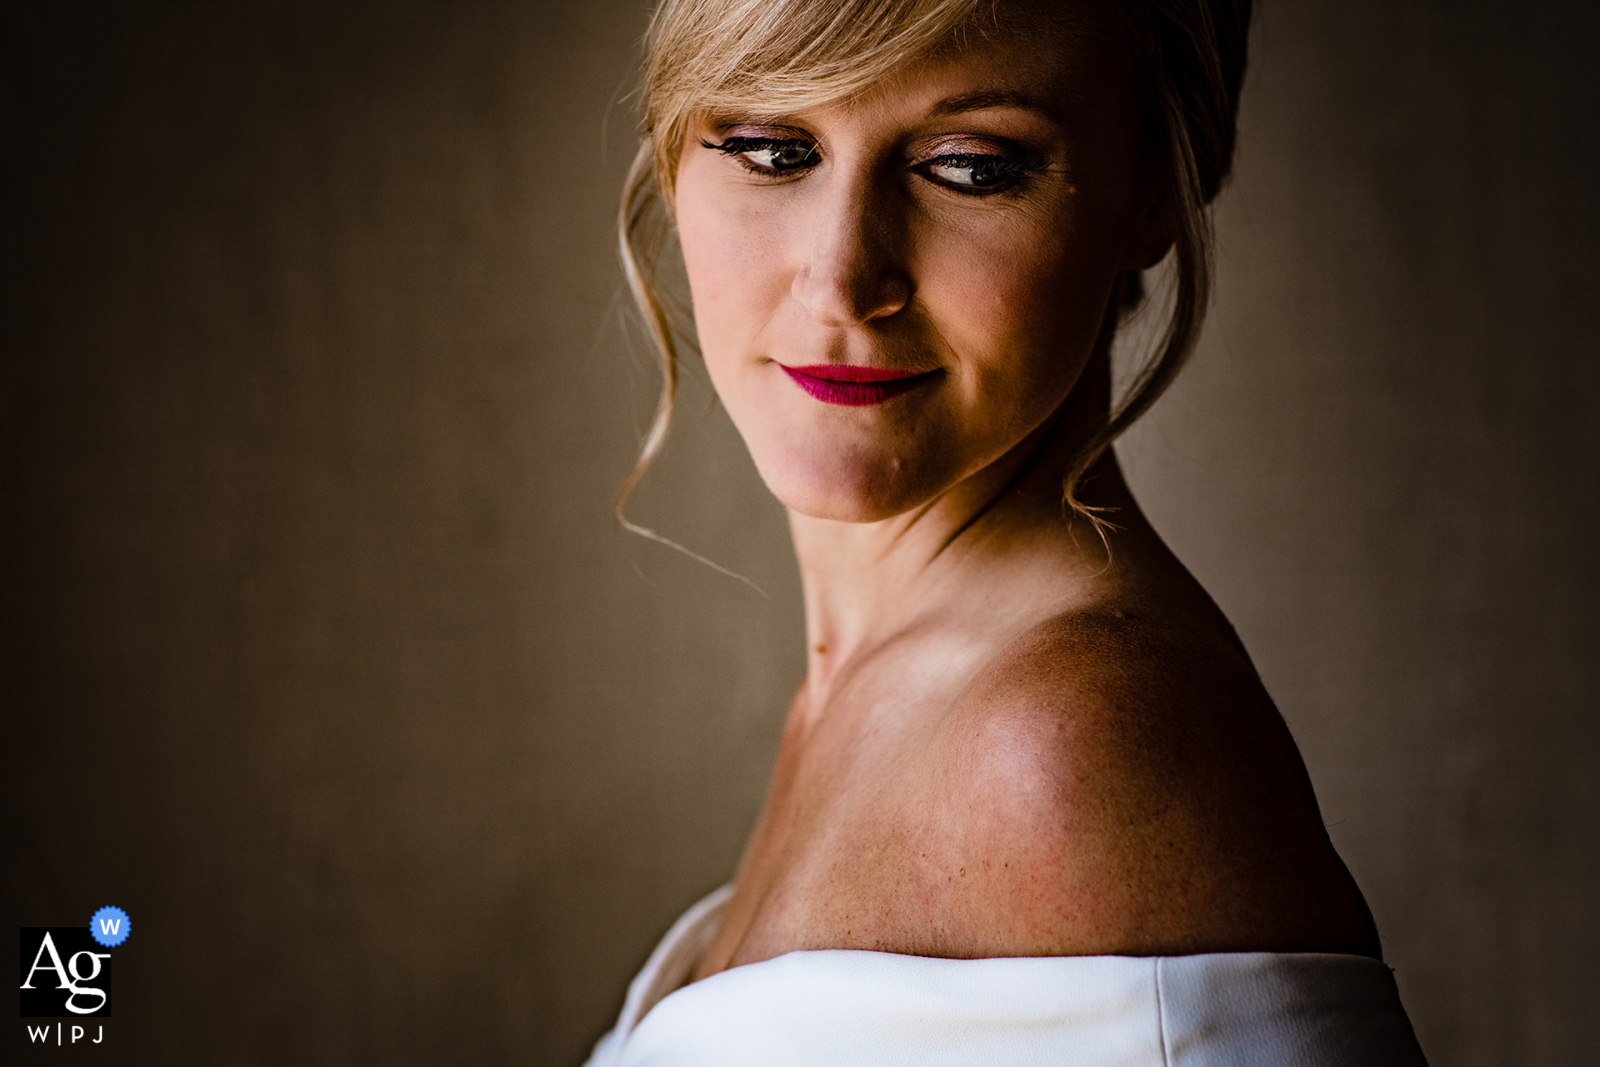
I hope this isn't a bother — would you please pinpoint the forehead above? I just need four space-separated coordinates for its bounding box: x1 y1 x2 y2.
666 0 1126 107
697 2 1130 121
697 9 1135 144
898 9 1128 111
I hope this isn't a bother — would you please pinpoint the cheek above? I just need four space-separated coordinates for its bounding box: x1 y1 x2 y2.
674 174 792 374
918 214 1117 410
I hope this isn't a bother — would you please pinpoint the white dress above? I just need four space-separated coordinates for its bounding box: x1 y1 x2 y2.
585 885 1428 1066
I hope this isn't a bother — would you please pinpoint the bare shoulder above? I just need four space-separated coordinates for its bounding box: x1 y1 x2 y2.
907 603 1382 959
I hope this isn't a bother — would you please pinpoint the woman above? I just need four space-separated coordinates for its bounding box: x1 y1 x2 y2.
590 0 1427 1062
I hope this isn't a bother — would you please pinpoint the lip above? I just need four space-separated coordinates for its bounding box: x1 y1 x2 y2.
780 364 940 406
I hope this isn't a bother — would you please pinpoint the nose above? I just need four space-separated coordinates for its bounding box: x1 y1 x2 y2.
791 171 912 327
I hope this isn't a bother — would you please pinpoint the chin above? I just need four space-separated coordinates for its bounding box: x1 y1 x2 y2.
781 492 912 525
755 447 943 524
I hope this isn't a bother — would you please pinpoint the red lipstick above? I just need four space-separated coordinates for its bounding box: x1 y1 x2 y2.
780 364 938 406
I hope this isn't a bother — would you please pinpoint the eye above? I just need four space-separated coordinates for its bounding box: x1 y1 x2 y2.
920 153 1027 193
703 136 819 175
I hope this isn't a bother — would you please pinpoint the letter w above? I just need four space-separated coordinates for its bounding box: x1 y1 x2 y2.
98 918 121 936
27 1025 52 1043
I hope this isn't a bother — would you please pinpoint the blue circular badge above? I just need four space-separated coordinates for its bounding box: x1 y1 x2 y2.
90 906 131 947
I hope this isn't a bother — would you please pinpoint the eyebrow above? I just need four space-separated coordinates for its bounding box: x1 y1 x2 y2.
926 89 1066 123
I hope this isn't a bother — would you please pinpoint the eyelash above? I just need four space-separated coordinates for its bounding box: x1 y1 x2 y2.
701 135 1032 196
703 137 818 175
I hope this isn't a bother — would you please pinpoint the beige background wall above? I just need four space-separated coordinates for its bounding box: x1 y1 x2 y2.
5 1 1595 1064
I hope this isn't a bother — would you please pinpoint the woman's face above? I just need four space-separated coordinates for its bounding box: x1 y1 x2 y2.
673 8 1165 523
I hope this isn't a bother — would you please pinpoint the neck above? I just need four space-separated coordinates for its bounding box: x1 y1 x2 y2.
787 349 1136 703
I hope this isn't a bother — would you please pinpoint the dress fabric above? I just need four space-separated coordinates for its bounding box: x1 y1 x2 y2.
585 885 1428 1067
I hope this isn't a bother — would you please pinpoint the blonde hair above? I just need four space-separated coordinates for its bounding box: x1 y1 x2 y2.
617 0 1252 526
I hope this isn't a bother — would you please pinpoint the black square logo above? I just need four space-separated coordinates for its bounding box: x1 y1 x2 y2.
20 928 112 1018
